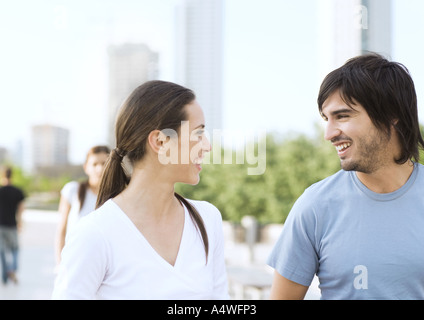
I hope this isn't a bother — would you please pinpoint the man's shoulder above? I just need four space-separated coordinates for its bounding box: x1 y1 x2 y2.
286 170 353 220
416 162 424 178
0 185 25 197
303 169 350 200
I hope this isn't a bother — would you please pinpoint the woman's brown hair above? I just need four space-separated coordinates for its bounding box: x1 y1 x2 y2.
96 80 209 259
77 145 111 212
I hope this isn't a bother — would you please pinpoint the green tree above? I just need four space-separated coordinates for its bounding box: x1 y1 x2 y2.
176 128 340 224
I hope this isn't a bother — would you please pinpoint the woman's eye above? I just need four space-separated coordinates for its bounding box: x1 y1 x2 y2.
191 130 204 141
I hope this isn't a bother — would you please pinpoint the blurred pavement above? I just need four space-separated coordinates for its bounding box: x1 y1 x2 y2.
0 209 57 299
223 223 320 300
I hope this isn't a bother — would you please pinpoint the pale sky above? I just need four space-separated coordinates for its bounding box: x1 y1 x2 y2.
1 0 424 164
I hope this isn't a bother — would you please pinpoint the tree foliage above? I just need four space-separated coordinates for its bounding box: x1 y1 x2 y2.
176 128 340 224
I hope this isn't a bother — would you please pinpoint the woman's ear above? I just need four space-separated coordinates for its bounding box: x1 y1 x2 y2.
147 130 165 154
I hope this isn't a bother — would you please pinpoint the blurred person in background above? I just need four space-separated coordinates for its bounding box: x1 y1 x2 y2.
52 80 229 299
54 145 110 266
0 167 25 285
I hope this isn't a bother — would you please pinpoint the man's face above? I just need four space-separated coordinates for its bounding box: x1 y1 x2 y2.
321 91 392 174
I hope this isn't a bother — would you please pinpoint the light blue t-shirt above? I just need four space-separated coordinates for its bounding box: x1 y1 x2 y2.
267 162 424 300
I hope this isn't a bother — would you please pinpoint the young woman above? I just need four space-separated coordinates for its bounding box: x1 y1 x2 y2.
52 81 229 299
54 145 110 266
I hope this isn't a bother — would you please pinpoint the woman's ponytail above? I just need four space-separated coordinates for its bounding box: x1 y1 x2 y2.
96 148 129 209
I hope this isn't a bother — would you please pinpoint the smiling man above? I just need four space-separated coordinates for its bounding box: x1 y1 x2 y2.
267 53 424 300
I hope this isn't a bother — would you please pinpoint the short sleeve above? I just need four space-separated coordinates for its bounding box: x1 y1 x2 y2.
16 187 25 202
267 192 319 287
209 204 230 299
191 200 230 299
52 218 109 299
60 181 79 204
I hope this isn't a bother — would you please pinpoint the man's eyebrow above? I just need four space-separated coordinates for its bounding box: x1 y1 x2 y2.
331 108 356 116
194 124 205 130
321 107 357 119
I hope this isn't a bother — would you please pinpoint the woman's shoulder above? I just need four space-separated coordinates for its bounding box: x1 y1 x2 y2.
82 199 117 223
62 180 79 190
68 200 116 234
186 199 220 212
185 199 223 224
60 181 79 199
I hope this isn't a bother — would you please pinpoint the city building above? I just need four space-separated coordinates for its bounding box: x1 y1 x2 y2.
107 43 159 145
361 0 392 57
318 0 392 73
31 124 69 169
0 147 8 164
174 0 224 132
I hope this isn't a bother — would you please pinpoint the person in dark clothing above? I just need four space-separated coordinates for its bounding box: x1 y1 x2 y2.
0 167 25 285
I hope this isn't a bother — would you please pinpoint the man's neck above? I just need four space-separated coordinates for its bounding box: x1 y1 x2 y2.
1 178 11 186
355 160 415 194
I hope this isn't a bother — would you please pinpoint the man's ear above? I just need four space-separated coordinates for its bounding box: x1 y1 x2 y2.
147 130 166 154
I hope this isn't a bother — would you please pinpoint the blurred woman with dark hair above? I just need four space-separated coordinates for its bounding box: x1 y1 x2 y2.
54 145 110 266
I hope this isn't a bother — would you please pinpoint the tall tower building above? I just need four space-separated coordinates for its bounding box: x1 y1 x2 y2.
107 43 159 145
0 147 8 164
31 124 69 169
318 0 392 73
318 0 362 72
175 0 224 131
361 0 392 57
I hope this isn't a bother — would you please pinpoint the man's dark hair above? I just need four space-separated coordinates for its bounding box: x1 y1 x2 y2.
4 167 12 179
318 52 424 164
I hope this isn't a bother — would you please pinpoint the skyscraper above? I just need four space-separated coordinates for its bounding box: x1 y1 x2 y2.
318 0 392 72
361 0 392 57
31 124 69 169
107 43 159 145
175 0 224 131
0 147 7 164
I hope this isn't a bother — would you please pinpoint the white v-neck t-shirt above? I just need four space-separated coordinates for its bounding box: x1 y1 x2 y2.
52 199 229 300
